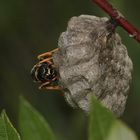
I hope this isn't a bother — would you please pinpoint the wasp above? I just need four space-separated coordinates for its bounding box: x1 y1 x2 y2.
31 48 61 90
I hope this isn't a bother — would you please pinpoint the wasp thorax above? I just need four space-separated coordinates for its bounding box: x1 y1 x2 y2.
53 15 133 117
31 62 56 83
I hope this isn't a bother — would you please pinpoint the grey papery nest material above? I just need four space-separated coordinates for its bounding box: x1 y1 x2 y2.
53 15 133 117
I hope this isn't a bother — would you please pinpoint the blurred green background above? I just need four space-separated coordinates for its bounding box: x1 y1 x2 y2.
0 0 140 140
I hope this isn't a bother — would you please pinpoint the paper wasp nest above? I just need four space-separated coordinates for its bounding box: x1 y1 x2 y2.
53 15 133 117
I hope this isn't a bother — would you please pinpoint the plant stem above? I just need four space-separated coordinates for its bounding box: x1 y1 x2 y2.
91 0 140 43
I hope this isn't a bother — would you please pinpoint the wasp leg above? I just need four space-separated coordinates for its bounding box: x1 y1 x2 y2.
39 81 61 90
37 48 59 60
43 86 62 90
39 82 50 89
39 57 53 65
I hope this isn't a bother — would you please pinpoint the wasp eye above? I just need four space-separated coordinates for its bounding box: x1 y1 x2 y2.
31 63 48 82
37 64 47 82
31 65 38 82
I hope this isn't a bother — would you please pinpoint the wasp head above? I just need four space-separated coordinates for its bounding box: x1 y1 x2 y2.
31 62 57 83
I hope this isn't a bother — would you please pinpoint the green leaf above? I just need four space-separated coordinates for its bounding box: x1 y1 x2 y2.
89 96 138 140
19 97 55 140
89 96 115 140
107 120 138 140
0 111 21 140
